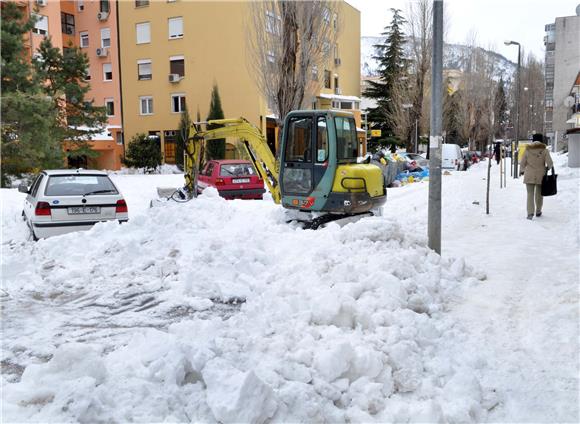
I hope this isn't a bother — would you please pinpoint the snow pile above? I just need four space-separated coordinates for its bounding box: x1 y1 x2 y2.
2 188 490 422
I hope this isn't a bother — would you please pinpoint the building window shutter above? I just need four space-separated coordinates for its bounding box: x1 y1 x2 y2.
32 14 49 35
101 28 111 48
168 17 183 39
137 59 152 80
103 63 112 81
136 22 150 44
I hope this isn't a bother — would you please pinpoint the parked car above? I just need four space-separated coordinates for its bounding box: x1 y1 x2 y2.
19 169 128 240
198 160 265 200
467 151 480 163
399 152 429 168
442 144 463 170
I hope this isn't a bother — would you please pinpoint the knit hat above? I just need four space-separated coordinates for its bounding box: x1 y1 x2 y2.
532 133 544 143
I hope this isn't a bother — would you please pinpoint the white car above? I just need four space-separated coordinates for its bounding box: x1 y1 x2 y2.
19 169 128 240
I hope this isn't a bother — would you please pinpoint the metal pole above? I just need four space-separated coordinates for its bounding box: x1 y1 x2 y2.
514 45 521 178
428 0 443 255
415 119 418 153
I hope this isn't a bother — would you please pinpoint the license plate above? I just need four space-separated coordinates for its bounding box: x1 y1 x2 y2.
68 206 101 215
232 178 250 184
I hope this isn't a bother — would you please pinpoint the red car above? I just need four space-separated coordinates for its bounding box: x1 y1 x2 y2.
198 160 265 200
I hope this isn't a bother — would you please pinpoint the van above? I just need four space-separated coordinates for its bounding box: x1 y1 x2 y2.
441 143 462 170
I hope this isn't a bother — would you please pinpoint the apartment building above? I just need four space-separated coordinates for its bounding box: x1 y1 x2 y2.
15 0 124 169
544 6 580 141
118 0 363 163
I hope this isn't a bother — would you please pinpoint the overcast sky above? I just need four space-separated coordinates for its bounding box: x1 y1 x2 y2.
346 0 578 63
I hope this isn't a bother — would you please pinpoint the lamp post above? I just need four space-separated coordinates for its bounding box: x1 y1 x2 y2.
505 40 521 178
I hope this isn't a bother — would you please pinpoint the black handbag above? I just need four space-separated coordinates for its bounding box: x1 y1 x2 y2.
541 167 557 196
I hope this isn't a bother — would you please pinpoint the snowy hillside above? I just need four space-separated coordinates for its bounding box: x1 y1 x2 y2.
362 36 516 82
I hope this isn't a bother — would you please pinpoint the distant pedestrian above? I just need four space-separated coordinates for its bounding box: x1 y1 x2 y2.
519 133 553 220
494 142 501 165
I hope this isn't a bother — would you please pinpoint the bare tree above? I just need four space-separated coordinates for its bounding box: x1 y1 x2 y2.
247 1 337 131
406 0 432 152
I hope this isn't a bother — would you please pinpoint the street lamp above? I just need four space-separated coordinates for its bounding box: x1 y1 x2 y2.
505 40 521 178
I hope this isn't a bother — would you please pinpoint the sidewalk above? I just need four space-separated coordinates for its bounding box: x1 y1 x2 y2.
443 156 579 422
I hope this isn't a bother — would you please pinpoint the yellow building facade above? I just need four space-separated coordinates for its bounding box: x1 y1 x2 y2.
118 0 362 163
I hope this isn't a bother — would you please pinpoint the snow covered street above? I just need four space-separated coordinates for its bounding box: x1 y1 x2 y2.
1 156 578 423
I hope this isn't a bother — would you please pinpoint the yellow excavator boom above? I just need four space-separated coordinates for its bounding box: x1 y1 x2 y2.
184 118 281 204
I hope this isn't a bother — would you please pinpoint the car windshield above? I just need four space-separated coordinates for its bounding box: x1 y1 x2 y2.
219 163 256 177
44 175 118 196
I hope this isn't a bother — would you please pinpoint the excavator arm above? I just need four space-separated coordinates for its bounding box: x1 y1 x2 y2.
184 118 281 204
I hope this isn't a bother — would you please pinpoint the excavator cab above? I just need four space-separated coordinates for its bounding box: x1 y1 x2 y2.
279 110 386 215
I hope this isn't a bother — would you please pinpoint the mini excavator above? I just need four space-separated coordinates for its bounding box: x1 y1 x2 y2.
174 110 387 229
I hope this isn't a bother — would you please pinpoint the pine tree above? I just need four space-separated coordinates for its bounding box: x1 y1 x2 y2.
494 78 508 139
363 9 409 148
34 38 108 161
1 3 61 186
206 84 226 159
177 104 192 169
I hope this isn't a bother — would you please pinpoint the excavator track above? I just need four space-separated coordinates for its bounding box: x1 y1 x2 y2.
290 211 375 230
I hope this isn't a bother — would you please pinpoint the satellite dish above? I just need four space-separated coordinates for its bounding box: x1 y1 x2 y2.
564 96 575 107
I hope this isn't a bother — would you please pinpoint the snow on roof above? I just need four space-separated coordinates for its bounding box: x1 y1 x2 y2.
68 125 115 141
318 93 362 102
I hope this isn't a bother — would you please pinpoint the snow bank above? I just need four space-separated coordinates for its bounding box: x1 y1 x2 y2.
2 184 488 422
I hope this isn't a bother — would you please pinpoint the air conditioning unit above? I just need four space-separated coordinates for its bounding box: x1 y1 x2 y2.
97 11 109 21
96 48 109 57
335 87 342 95
334 58 341 66
168 73 182 83
36 0 47 6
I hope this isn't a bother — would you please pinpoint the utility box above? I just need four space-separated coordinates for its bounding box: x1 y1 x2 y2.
567 128 580 167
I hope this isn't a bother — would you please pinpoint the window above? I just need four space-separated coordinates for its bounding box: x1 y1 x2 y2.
334 117 358 162
137 59 152 80
334 76 339 90
220 163 256 177
171 93 186 113
77 0 84 12
324 70 331 89
285 117 312 163
135 0 149 6
105 98 115 116
45 175 117 197
140 96 153 115
100 0 110 13
312 65 318 81
265 10 280 35
32 14 48 36
340 102 352 110
103 63 112 81
61 12 75 35
80 31 89 48
136 22 150 44
30 174 44 198
316 116 328 163
267 51 275 64
168 17 183 39
322 7 330 23
169 56 184 77
203 162 215 177
333 13 338 30
101 28 111 48
283 116 313 194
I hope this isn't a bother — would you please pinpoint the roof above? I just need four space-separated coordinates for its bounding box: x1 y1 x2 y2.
43 169 108 176
318 93 362 102
209 159 253 165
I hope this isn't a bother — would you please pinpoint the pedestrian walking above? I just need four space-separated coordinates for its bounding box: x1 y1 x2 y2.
519 133 553 220
494 142 501 165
